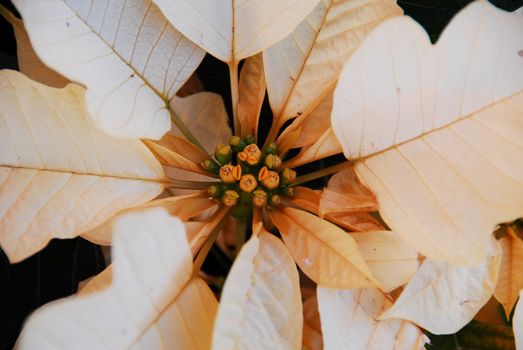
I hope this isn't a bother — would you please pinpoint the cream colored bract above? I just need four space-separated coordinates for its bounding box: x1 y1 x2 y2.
2 0 522 349
332 1 523 265
0 70 164 262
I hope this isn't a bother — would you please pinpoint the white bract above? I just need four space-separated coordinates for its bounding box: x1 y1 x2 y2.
318 287 428 349
17 208 217 350
13 0 205 139
332 1 523 265
151 0 320 63
0 70 164 262
212 228 302 350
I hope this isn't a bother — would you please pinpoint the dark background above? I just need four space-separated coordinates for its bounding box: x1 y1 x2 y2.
0 0 522 349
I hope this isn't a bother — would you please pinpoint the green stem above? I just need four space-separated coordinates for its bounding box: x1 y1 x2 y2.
229 62 240 136
169 109 207 153
192 208 231 276
293 161 352 186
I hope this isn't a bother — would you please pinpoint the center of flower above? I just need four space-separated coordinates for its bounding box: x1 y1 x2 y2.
202 135 296 216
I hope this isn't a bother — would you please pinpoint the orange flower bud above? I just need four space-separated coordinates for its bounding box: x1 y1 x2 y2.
220 164 242 183
221 190 240 207
270 194 281 206
258 166 280 190
239 174 257 193
282 186 294 197
242 144 262 165
258 166 269 180
252 189 268 207
237 151 248 162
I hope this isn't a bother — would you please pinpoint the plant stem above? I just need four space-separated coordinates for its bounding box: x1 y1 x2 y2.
169 109 207 153
293 161 352 186
0 4 16 22
229 61 240 136
193 208 231 276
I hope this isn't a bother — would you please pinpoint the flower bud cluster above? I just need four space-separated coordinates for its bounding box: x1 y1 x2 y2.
203 135 296 216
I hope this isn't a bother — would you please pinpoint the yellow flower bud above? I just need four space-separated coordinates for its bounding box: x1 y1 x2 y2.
229 136 246 152
239 174 257 193
221 190 240 207
258 166 280 190
264 154 282 170
214 142 227 154
219 164 242 183
252 189 268 207
214 143 232 165
281 168 297 184
270 194 281 206
229 136 242 146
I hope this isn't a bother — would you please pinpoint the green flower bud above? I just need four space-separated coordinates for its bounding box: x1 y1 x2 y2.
263 142 278 155
281 168 297 185
244 134 256 145
215 143 232 165
201 159 220 174
229 135 246 153
208 184 223 198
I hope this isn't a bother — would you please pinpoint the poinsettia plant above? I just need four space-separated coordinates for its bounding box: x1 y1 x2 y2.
0 0 522 349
